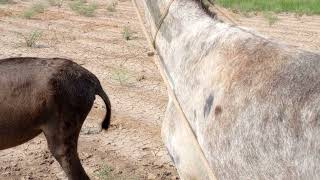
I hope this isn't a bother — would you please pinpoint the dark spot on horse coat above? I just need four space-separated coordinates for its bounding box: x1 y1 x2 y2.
214 105 222 115
203 94 214 118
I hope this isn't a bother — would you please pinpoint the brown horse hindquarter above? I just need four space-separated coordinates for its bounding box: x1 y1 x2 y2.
0 57 111 180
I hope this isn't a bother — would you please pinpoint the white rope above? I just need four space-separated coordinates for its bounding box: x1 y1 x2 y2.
152 0 175 48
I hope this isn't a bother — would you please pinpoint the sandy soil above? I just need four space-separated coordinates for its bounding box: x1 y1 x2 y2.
213 6 320 52
0 1 319 180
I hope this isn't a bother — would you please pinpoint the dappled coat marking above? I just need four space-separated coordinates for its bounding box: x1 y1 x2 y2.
143 0 320 179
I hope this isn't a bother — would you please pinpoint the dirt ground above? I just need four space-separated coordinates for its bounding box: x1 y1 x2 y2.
214 6 320 52
0 1 319 180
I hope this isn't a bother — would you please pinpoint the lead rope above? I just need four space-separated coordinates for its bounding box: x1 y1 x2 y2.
152 0 175 48
131 0 217 179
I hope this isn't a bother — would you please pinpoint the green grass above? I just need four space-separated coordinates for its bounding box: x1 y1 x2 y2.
215 0 320 15
95 165 139 180
22 2 46 19
47 0 63 7
19 30 42 47
0 0 14 4
95 165 113 180
111 67 129 85
122 26 134 40
69 0 97 17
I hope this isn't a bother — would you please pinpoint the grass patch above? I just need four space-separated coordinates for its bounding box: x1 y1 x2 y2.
106 0 118 12
22 2 46 19
95 165 139 180
215 0 320 15
95 165 113 180
263 11 279 26
122 26 134 40
69 0 97 17
47 0 63 7
111 68 129 85
19 30 42 47
0 0 14 4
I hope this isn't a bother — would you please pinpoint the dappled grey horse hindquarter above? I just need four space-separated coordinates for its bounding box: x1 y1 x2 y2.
143 0 320 179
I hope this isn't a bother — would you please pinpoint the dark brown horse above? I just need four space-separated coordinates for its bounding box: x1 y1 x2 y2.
0 57 111 180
